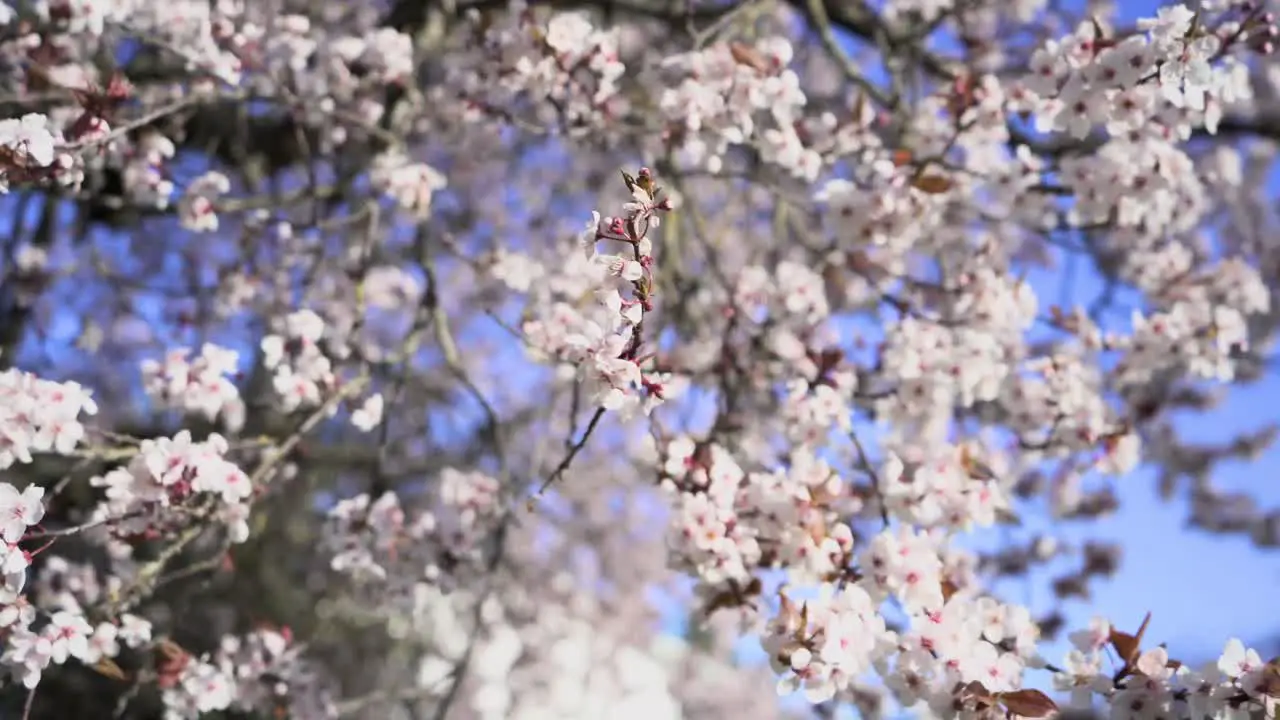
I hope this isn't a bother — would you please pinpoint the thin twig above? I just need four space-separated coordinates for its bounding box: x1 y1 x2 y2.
66 96 198 151
21 686 36 720
804 0 893 108
530 407 607 504
850 429 890 527
691 0 769 48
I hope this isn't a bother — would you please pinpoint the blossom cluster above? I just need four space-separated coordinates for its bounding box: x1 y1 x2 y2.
370 151 449 218
1116 257 1270 385
877 441 1017 530
0 0 424 221
1052 626 1277 720
658 438 855 592
1022 5 1255 140
140 343 246 430
177 171 232 232
1 537 153 694
655 37 818 179
159 626 336 720
519 169 677 416
455 9 627 134
0 113 76 192
323 467 502 595
88 430 254 543
0 483 47 593
1 603 150 692
261 309 339 414
0 365 98 469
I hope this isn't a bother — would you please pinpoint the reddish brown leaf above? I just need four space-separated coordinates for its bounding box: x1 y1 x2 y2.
997 688 1060 718
1109 612 1151 667
961 445 998 481
1133 611 1152 647
959 680 995 705
156 638 185 660
964 680 989 695
1109 629 1140 665
941 579 960 602
912 174 953 194
1259 662 1280 697
995 508 1023 526
729 42 772 73
92 658 128 681
777 590 795 618
847 250 878 275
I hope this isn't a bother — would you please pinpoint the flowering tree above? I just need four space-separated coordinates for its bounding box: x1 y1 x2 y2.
1 0 1279 718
